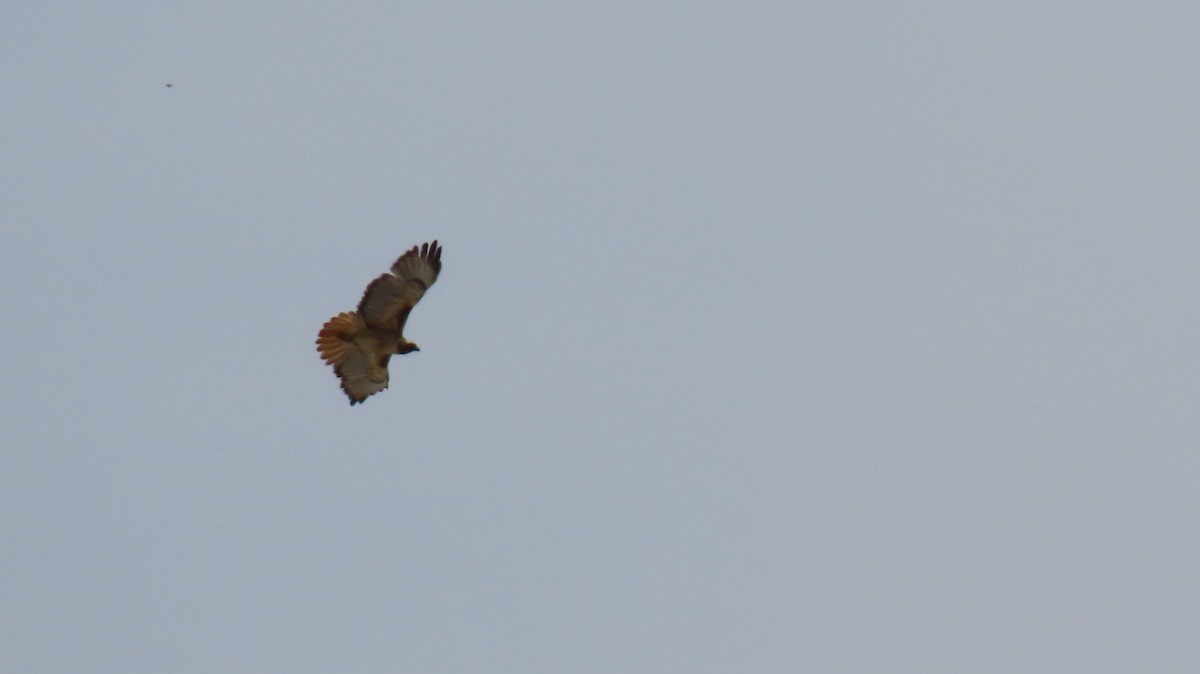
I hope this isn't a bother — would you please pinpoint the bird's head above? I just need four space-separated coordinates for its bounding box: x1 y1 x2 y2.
397 340 420 354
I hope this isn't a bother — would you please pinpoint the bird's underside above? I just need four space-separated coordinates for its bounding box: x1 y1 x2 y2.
316 241 442 405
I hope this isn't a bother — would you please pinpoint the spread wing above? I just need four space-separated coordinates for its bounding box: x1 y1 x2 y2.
316 312 391 405
335 347 391 405
357 240 443 334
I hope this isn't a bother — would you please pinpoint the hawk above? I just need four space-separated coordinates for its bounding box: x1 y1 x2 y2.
316 241 443 405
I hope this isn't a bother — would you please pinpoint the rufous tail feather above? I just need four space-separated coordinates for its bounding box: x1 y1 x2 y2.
316 311 361 365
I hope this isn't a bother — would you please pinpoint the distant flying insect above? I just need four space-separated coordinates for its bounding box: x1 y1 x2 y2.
316 241 443 405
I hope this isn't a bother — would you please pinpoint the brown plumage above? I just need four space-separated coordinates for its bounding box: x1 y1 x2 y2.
316 241 443 405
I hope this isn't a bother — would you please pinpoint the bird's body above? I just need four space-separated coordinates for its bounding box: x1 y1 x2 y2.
316 241 442 404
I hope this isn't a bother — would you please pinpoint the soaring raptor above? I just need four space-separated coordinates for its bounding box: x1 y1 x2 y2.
316 241 443 404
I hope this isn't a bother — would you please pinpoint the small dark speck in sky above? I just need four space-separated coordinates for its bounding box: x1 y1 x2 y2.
165 83 172 88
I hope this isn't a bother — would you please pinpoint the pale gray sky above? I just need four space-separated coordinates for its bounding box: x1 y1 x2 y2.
3 2 1199 672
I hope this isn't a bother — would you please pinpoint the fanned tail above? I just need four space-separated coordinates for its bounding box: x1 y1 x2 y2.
316 311 363 365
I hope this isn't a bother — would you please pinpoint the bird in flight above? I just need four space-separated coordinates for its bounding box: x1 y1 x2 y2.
316 241 443 405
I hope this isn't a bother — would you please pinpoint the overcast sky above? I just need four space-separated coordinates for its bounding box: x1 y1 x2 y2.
4 2 1199 672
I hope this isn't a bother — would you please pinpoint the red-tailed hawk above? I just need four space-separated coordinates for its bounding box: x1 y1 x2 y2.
316 241 443 405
